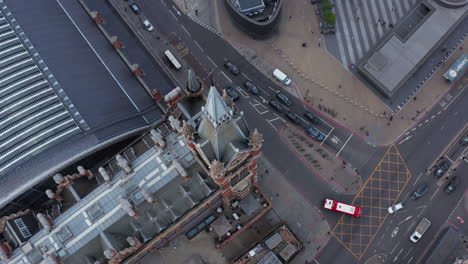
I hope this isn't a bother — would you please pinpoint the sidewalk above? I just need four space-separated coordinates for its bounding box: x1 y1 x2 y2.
257 156 331 264
216 0 467 145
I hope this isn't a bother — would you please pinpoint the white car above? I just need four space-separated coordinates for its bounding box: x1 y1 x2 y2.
143 19 154 32
387 202 404 214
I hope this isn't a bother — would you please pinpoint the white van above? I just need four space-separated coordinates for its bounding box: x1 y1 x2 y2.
164 50 182 70
273 69 291 85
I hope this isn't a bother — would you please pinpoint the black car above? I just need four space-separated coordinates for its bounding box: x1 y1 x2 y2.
445 176 459 194
225 87 239 101
129 3 141 14
276 92 292 106
410 183 429 200
286 111 300 124
268 99 284 113
304 111 320 125
224 61 240 75
243 80 259 95
434 160 450 178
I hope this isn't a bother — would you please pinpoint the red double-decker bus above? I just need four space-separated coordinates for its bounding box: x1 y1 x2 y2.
324 199 362 217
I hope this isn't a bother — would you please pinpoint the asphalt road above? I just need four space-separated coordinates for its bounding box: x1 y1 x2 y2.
111 1 468 263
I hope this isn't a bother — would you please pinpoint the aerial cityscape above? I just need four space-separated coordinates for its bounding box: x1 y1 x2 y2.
0 0 466 263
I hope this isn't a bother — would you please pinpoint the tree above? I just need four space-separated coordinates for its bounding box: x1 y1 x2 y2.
322 11 336 25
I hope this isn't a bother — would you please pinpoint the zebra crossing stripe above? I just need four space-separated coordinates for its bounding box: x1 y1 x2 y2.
386 0 397 24
393 0 405 20
369 0 384 38
354 2 371 52
362 0 377 46
343 0 364 58
335 0 356 63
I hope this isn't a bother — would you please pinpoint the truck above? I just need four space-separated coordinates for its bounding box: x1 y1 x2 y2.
410 218 431 243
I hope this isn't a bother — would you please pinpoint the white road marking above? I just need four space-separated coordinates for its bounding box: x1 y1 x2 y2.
267 85 277 92
172 5 181 15
321 127 334 146
259 96 268 103
181 25 191 36
249 101 268 115
169 10 178 21
430 187 440 201
193 41 204 52
207 56 217 68
413 172 422 186
398 135 412 145
403 247 414 260
407 256 414 264
258 87 271 97
236 86 249 98
273 113 285 123
313 259 320 264
416 205 427 217
393 248 404 262
161 0 167 6
241 72 250 80
390 242 400 254
444 155 454 164
55 0 141 112
220 71 232 83
336 134 353 157
443 87 465 110
398 216 413 226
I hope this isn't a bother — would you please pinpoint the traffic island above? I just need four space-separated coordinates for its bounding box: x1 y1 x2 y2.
279 125 362 195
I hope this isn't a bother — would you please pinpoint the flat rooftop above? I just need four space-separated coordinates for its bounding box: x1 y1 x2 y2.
358 0 468 98
0 0 167 209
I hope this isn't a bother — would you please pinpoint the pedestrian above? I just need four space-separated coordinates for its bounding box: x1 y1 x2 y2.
289 15 292 20
318 42 321 47
389 23 394 28
338 84 341 88
378 18 381 22
195 9 198 16
356 16 360 21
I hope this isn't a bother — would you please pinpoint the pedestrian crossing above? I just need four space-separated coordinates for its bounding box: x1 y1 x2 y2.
330 0 421 66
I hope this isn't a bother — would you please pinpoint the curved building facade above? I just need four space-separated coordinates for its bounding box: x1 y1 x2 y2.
224 0 283 39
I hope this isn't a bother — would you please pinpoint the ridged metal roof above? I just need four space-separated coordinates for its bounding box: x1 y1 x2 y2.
0 12 81 176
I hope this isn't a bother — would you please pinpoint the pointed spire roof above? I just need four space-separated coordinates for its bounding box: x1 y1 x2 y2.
202 86 233 128
186 69 201 93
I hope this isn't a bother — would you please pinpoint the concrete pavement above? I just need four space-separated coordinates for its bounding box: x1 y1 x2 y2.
216 0 468 146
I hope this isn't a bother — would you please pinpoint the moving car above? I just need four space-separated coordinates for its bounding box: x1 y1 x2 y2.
410 218 431 243
143 19 154 32
285 111 300 124
243 80 259 95
445 176 459 194
306 127 324 142
304 111 320 125
273 69 292 85
387 202 404 214
410 183 429 200
225 87 239 101
324 199 362 218
276 92 292 106
268 99 284 113
434 160 450 178
224 61 240 75
129 3 141 14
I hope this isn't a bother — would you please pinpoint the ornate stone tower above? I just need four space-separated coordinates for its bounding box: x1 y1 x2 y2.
180 87 263 204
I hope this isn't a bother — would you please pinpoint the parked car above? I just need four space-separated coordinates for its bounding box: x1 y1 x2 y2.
410 184 429 200
142 19 154 32
445 176 459 194
304 110 320 125
243 80 259 95
388 202 404 214
276 92 292 106
306 127 325 142
268 99 284 113
434 160 450 178
224 61 240 75
286 111 300 124
129 3 141 14
225 87 239 101
273 69 292 85
460 134 468 146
